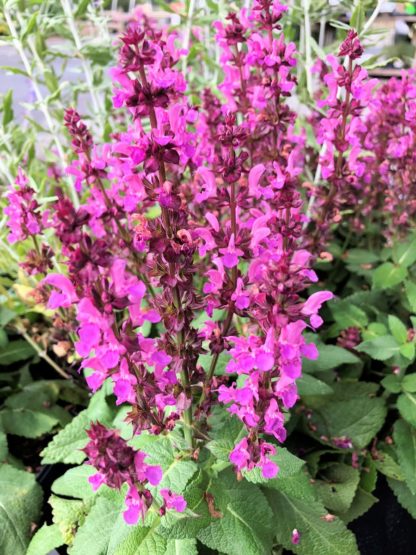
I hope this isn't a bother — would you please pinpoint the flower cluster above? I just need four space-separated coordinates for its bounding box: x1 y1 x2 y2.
83 422 185 523
306 31 377 248
6 0 333 520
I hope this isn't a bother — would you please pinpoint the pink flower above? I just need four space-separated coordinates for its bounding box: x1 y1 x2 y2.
219 234 244 269
42 274 78 309
160 489 187 512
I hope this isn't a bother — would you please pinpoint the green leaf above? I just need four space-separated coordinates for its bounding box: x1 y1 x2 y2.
393 235 416 268
198 351 231 376
165 538 197 555
243 447 305 484
362 322 388 341
397 393 416 427
0 340 35 365
405 281 416 312
1 407 64 438
381 374 402 393
264 473 359 555
20 11 38 41
40 410 89 464
338 488 378 524
112 524 167 555
68 490 125 555
27 524 64 555
312 397 387 449
388 315 408 344
52 466 96 500
330 301 368 329
345 248 379 265
2 90 13 127
356 335 401 361
0 429 8 460
297 374 334 396
402 374 416 392
400 342 415 360
374 450 404 481
0 465 43 555
157 472 212 540
303 345 360 373
393 420 416 495
75 0 91 17
41 388 115 464
372 262 407 289
0 66 29 77
144 438 198 494
314 463 360 514
197 469 274 555
388 478 416 518
350 1 365 32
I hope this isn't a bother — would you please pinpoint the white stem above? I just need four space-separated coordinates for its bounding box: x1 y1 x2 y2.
303 143 326 229
3 8 79 207
182 0 197 74
361 0 384 36
319 16 326 48
60 0 103 115
302 0 313 97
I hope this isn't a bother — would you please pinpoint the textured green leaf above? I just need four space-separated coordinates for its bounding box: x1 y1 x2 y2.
165 538 197 555
157 473 212 540
144 438 197 494
338 488 378 524
41 389 115 464
27 524 64 555
40 410 89 464
297 374 333 396
397 393 416 427
113 524 167 555
356 335 400 361
372 262 407 289
303 345 360 373
314 463 360 514
393 420 416 495
68 490 125 555
0 340 35 365
264 473 359 555
197 469 274 555
374 451 404 481
52 466 96 500
388 478 416 518
0 465 43 555
243 447 305 483
312 397 387 449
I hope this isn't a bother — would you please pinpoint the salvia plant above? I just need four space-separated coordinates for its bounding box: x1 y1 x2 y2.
3 1 416 555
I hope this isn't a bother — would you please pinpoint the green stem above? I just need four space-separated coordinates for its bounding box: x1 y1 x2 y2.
19 328 70 379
